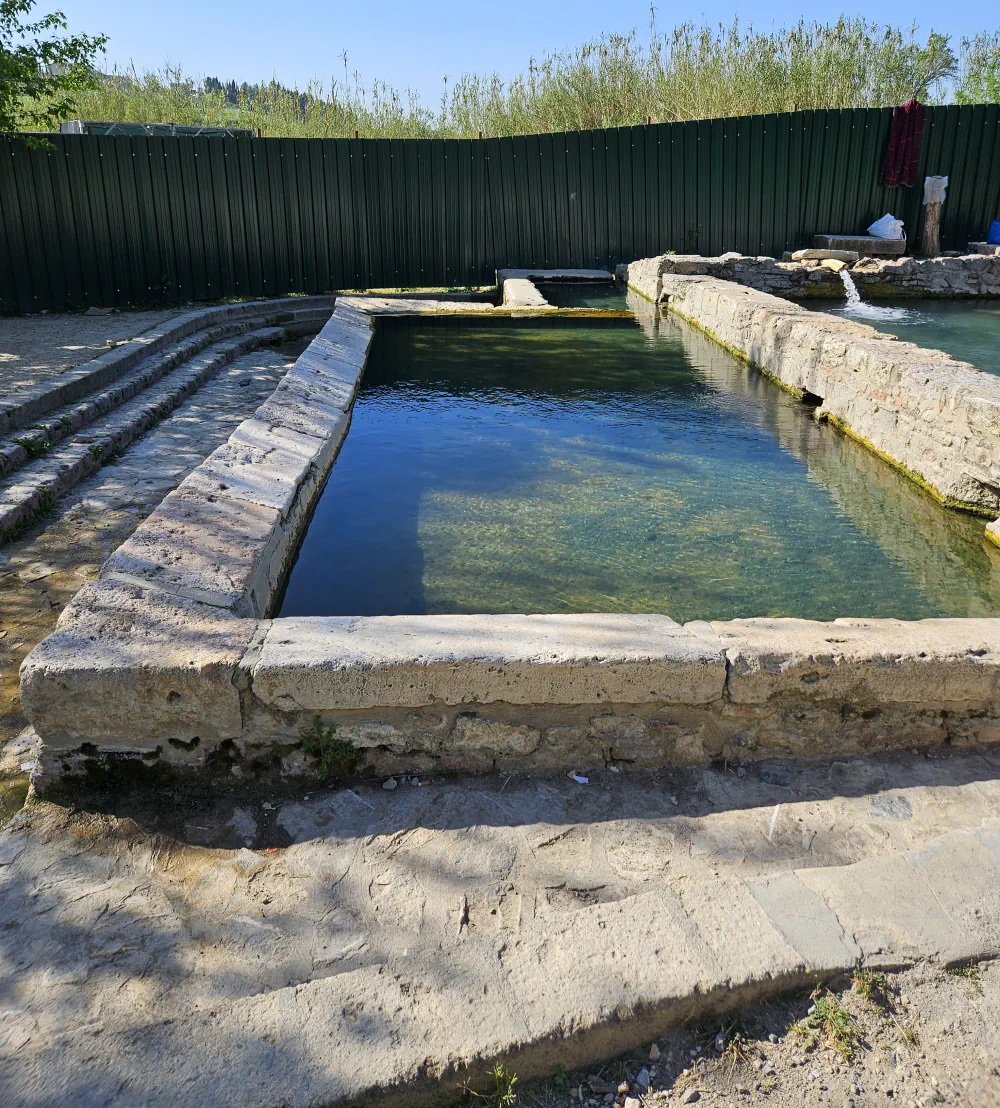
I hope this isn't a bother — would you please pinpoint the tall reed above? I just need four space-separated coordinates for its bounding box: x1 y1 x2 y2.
21 17 997 140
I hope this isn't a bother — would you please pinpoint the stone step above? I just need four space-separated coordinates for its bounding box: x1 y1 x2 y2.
0 297 334 439
0 306 330 482
0 325 291 541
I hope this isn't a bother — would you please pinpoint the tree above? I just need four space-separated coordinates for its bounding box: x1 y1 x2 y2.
956 33 1000 104
0 0 107 135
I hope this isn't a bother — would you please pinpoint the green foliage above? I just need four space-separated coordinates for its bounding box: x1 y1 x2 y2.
461 1063 518 1108
15 16 975 140
0 0 106 136
12 434 49 458
956 33 1000 104
792 990 864 1061
852 964 892 1012
300 715 358 780
948 962 983 994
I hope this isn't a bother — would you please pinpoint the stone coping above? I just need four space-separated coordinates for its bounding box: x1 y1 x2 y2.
19 284 1000 790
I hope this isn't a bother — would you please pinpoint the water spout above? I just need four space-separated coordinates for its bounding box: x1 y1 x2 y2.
835 269 912 322
839 269 862 309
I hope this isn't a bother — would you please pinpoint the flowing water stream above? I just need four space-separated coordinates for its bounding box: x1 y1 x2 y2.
836 270 913 322
808 282 1000 374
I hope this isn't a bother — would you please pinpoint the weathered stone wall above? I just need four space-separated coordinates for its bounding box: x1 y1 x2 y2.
621 261 1000 517
19 286 1000 795
852 253 1000 297
617 251 1000 299
20 574 1000 793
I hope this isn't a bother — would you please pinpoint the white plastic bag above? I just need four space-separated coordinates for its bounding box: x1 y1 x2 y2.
923 176 948 204
868 213 905 240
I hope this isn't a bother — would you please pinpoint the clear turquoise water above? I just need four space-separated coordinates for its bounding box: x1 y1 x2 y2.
536 282 629 309
807 297 1000 374
279 314 1000 620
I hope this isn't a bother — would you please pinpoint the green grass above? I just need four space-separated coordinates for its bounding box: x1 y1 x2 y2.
948 963 984 995
852 965 892 1012
17 18 1000 139
792 990 865 1062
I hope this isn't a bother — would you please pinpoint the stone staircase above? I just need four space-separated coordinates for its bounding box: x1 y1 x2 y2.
0 297 333 540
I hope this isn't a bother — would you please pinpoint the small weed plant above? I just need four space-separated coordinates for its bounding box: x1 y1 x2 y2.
792 988 864 1062
948 963 983 995
852 963 892 1012
300 715 358 780
461 1063 518 1107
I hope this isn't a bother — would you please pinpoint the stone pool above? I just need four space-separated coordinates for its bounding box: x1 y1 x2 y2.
807 296 1000 374
279 312 1000 622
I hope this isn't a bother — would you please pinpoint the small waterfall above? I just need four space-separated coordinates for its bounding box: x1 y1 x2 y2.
835 268 912 322
839 269 863 309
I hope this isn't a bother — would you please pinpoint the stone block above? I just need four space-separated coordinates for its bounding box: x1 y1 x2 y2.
19 580 256 755
178 418 328 519
102 488 280 615
812 234 907 256
450 715 541 755
255 377 352 444
249 614 727 711
712 617 1000 706
502 278 548 307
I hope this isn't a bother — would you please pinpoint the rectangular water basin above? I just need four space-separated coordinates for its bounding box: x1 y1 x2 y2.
807 297 1000 374
279 312 1000 622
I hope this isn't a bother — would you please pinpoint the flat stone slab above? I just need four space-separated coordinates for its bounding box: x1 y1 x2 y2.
18 580 254 752
179 418 328 519
813 234 907 256
710 617 1000 705
102 488 281 613
791 248 859 262
250 613 726 710
1 750 998 1106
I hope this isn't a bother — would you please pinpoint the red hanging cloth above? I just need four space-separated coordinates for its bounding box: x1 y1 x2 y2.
882 98 927 188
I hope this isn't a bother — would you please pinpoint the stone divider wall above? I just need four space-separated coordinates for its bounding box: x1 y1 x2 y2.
618 252 1000 300
622 257 1000 522
19 289 1000 794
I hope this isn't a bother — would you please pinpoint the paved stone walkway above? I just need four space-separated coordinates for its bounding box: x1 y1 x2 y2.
0 748 998 1106
0 337 306 752
0 309 182 400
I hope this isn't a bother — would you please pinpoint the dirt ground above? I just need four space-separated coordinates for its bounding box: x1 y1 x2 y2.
517 961 999 1108
0 308 182 398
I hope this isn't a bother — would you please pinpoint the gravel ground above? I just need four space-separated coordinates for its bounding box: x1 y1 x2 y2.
0 308 182 400
517 962 999 1108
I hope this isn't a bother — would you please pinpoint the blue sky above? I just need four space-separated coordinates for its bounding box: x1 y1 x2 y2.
52 0 990 103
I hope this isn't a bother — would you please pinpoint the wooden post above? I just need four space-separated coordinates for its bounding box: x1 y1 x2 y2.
922 202 942 257
921 177 948 258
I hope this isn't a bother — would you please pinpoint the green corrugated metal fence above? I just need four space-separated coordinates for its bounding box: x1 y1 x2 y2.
2 104 999 313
